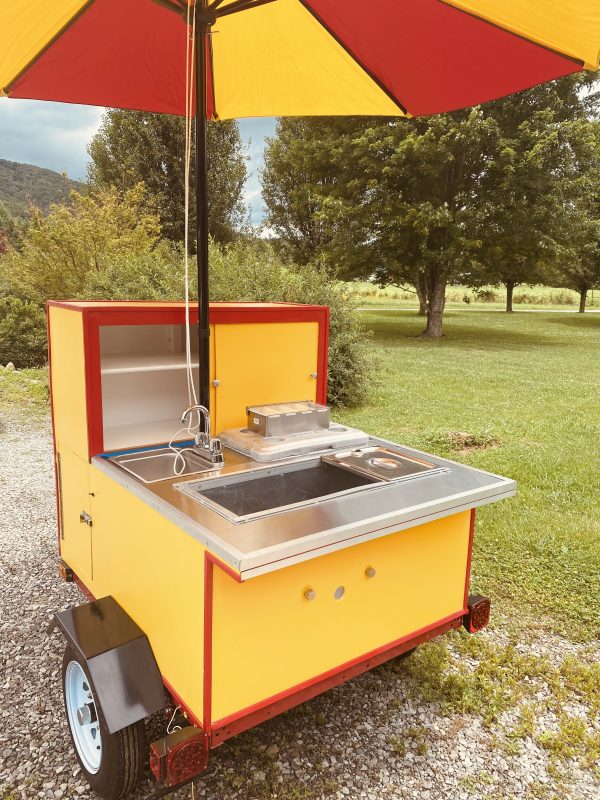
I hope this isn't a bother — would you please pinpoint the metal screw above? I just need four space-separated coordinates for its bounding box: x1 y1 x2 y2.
310 372 318 379
334 586 345 600
304 589 316 601
365 567 376 578
212 379 220 387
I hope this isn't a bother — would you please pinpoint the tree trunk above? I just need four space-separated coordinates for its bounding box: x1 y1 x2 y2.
505 280 515 313
579 286 588 313
420 271 446 338
415 272 428 317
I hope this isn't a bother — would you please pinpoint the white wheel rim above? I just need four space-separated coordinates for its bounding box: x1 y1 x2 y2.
65 660 102 774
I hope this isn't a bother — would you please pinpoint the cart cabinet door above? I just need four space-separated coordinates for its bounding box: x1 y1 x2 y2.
57 447 92 584
210 511 471 726
213 322 319 433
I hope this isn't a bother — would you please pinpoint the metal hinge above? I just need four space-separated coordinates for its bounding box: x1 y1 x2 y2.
79 511 93 528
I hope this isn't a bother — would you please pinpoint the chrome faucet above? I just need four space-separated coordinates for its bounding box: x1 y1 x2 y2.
180 404 224 466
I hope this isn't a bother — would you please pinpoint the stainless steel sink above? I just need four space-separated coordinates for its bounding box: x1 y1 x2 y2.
109 447 219 484
175 458 382 522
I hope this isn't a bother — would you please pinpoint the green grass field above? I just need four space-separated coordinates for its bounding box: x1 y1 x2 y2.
335 308 600 642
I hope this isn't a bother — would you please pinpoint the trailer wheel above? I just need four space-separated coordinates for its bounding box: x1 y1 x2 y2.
62 645 145 800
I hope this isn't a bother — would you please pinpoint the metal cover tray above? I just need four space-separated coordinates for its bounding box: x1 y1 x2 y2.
322 447 449 482
219 423 369 462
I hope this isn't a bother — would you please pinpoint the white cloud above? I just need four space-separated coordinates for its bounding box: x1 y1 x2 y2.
0 98 104 180
0 100 275 222
238 117 276 225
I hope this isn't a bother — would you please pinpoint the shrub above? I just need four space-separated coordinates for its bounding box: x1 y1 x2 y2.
0 184 160 303
474 288 500 303
0 297 47 368
88 239 374 406
2 236 373 406
208 240 374 406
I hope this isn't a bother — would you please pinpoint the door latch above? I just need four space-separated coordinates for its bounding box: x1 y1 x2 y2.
79 511 93 527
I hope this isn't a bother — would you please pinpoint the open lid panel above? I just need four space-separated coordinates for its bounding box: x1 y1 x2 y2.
99 324 199 453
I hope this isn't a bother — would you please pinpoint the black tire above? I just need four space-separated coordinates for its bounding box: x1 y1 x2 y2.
62 645 146 800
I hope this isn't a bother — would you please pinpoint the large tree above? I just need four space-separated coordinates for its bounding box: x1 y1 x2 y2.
262 118 366 263
88 110 247 244
474 76 600 311
262 76 599 334
264 111 499 337
549 119 600 312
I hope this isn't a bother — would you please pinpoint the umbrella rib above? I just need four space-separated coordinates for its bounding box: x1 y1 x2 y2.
2 0 97 95
296 0 408 115
216 0 278 19
149 0 186 15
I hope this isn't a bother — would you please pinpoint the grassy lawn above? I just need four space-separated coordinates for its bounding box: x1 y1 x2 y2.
335 308 600 642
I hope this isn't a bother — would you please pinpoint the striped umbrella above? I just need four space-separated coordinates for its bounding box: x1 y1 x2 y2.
1 0 599 408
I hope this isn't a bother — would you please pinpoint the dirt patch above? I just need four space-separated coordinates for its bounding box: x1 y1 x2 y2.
446 430 500 452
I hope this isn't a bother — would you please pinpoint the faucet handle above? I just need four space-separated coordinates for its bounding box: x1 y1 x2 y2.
210 437 222 455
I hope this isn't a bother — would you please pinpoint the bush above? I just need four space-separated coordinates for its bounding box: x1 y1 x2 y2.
1 237 373 406
0 298 47 368
208 240 374 406
84 238 373 405
474 288 500 303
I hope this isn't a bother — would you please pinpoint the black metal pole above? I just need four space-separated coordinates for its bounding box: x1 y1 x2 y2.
194 1 211 416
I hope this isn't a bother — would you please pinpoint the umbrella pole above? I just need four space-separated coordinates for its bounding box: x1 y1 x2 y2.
194 3 211 415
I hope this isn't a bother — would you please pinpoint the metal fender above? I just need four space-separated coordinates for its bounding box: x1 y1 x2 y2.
49 595 167 733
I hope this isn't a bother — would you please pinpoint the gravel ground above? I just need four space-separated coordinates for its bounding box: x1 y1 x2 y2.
1 412 598 800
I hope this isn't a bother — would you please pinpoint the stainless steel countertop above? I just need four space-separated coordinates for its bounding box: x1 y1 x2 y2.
92 438 516 579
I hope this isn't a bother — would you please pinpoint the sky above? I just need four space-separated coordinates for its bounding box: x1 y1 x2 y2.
0 98 276 225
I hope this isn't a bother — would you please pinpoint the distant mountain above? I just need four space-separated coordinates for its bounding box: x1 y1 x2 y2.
0 159 85 217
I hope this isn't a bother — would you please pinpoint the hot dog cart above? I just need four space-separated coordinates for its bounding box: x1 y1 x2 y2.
47 299 515 799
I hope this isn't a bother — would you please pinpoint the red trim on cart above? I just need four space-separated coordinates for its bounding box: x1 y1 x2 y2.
203 554 214 732
47 301 330 458
463 508 476 610
84 311 104 458
46 305 62 554
210 612 463 745
73 574 95 603
202 552 243 732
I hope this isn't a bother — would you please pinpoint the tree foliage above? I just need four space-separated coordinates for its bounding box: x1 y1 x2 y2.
0 182 370 402
262 118 366 263
262 76 600 333
0 200 24 253
88 110 247 244
264 111 498 337
0 184 160 302
0 297 47 368
547 119 600 312
474 76 600 311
